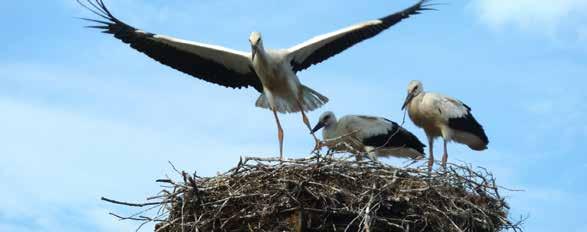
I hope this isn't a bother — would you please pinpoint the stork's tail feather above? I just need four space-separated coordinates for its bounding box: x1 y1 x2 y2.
255 86 328 113
255 94 271 111
300 85 329 112
448 114 489 151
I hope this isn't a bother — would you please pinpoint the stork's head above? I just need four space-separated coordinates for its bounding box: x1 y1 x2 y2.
402 80 423 110
249 32 262 46
249 32 263 59
311 111 337 134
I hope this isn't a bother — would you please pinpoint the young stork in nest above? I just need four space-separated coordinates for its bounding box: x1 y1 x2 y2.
402 80 489 171
311 111 425 161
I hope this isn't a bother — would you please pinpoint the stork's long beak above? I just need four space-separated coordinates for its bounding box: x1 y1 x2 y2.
401 92 415 110
311 121 325 134
251 45 257 60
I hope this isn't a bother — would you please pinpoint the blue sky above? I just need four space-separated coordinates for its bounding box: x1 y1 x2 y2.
1 0 586 231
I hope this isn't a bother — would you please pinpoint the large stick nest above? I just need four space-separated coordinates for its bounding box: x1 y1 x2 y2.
103 155 522 232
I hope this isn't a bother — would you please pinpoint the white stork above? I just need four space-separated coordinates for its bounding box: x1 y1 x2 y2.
311 111 425 160
401 80 489 171
78 0 433 159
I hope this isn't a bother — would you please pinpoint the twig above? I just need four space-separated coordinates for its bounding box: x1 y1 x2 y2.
101 197 169 207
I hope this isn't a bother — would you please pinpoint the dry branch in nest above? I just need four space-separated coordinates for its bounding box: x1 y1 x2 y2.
102 155 523 232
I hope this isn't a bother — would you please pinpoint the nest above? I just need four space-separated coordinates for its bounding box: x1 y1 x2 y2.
102 155 522 232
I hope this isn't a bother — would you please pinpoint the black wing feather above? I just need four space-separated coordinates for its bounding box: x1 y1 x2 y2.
362 119 425 154
78 0 263 92
448 109 489 144
291 0 433 72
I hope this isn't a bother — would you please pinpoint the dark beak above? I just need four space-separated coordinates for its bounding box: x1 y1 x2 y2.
251 45 257 60
401 92 414 110
311 121 325 134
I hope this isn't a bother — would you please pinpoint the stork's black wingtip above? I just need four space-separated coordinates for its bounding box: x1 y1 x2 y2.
420 7 437 11
85 25 109 30
423 2 447 9
76 0 120 22
78 17 110 24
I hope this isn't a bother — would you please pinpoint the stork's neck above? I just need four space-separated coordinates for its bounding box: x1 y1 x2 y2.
253 43 268 64
414 91 424 100
409 92 425 108
323 121 338 140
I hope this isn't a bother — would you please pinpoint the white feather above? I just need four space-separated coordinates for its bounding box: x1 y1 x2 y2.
152 34 252 74
287 20 382 63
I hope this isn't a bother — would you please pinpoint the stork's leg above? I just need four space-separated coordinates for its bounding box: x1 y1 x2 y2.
441 139 448 169
297 100 321 151
272 109 284 160
326 148 334 159
427 136 434 173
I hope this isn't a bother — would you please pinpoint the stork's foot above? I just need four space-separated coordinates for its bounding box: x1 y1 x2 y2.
440 153 448 170
312 137 323 151
427 156 434 173
440 140 448 170
309 130 323 153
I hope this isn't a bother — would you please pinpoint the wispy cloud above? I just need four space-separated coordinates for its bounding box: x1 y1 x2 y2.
471 0 587 39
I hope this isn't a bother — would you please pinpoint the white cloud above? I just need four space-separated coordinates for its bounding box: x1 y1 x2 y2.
472 0 587 38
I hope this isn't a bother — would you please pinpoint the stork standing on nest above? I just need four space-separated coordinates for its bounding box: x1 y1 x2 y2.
78 0 432 160
311 111 425 160
401 80 489 171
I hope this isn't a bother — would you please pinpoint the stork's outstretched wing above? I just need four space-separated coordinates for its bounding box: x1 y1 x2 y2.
78 0 262 92
287 0 433 72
